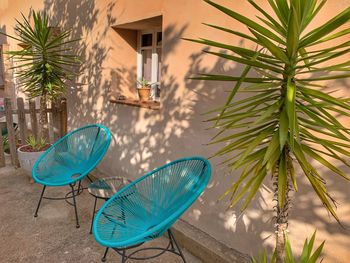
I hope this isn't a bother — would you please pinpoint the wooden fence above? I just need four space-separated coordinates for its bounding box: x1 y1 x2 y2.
0 97 67 168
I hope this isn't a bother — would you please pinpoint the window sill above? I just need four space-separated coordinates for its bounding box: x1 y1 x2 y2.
109 97 160 110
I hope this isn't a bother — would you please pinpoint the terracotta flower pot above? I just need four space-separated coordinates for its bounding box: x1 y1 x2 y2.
137 86 151 101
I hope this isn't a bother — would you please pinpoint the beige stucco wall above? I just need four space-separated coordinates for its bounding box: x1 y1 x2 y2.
1 0 350 262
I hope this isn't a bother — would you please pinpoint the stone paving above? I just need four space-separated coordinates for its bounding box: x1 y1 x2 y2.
0 166 202 263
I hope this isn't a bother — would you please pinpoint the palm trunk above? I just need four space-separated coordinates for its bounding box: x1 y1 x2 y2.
275 152 293 263
275 207 289 263
273 68 295 262
39 94 49 140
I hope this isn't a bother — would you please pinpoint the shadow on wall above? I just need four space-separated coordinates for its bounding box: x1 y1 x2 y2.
39 0 350 261
0 25 7 43
0 25 8 96
0 25 17 102
109 27 137 97
43 0 116 127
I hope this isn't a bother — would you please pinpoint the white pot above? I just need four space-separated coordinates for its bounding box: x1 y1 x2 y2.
17 145 46 178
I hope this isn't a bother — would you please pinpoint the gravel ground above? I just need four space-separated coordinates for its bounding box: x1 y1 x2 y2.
0 166 202 263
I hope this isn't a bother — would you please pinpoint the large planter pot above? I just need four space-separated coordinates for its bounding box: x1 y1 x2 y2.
137 87 151 101
17 145 46 180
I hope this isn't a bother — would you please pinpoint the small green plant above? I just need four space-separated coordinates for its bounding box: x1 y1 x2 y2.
3 135 9 154
26 135 47 152
137 77 154 88
252 232 325 263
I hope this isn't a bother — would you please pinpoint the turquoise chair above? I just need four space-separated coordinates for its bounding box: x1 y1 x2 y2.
32 124 111 228
93 156 211 262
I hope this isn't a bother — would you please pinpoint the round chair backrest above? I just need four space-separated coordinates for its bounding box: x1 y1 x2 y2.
109 157 211 227
135 157 211 215
93 157 211 247
33 124 111 186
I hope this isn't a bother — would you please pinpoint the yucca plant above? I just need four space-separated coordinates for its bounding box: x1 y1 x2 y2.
186 0 350 261
3 11 80 138
26 134 47 152
252 232 325 263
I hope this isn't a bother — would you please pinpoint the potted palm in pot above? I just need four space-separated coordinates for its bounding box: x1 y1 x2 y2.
17 135 50 181
3 11 80 178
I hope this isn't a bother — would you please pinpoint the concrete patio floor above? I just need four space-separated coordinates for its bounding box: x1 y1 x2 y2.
0 166 202 263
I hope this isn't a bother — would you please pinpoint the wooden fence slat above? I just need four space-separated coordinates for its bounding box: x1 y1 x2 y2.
0 133 5 167
29 100 38 139
60 98 67 137
0 97 67 168
17 97 28 144
4 98 19 167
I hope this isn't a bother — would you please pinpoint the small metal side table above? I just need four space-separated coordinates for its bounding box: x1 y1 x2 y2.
88 177 131 234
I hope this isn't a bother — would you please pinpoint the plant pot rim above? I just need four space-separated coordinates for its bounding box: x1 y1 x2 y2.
138 86 151 90
18 144 50 153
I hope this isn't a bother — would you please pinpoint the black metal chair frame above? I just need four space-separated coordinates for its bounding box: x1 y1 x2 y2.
34 180 86 228
88 177 132 235
34 173 187 262
101 229 186 263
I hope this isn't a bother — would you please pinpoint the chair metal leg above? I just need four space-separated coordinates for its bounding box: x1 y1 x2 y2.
90 197 98 234
77 180 82 192
34 186 46 217
121 249 126 263
87 174 93 183
101 247 109 262
168 229 187 263
168 229 175 251
70 183 80 228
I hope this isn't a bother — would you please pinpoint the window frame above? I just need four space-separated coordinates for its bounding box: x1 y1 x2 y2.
137 29 162 99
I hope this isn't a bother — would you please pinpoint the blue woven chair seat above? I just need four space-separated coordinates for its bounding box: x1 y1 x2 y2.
33 124 111 187
34 163 84 185
93 157 211 248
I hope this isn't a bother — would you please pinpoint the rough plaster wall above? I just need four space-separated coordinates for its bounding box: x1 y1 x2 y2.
0 0 349 262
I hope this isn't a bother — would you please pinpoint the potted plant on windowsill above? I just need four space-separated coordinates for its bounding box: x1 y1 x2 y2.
137 78 155 101
17 135 50 181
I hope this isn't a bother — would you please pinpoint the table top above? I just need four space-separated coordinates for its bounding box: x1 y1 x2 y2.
88 177 131 199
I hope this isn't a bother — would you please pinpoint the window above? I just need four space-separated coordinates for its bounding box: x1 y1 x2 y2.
137 30 162 101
